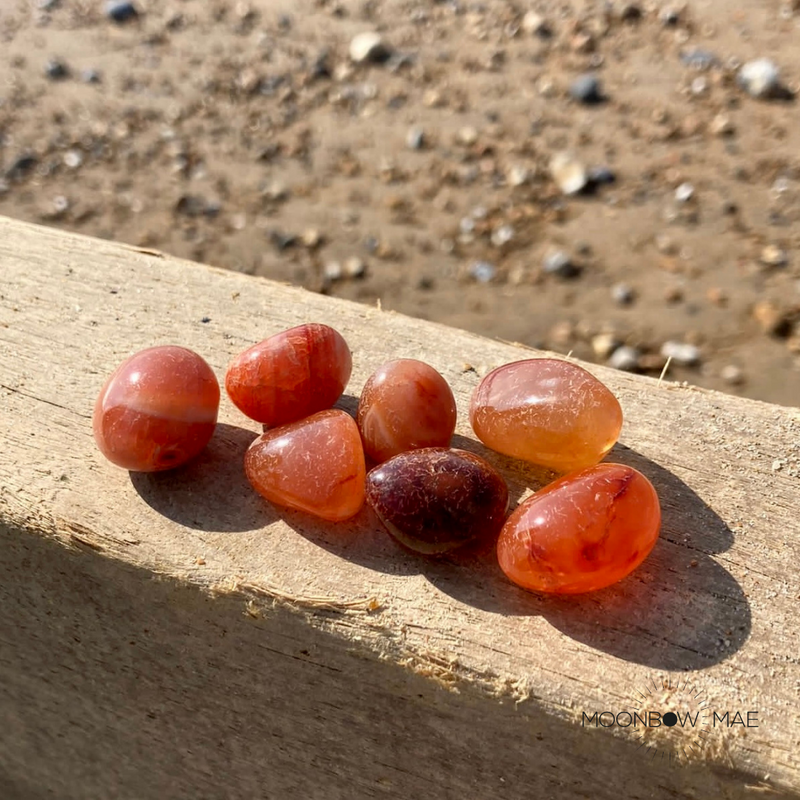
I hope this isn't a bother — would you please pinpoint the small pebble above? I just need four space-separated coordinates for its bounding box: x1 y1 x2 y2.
709 114 734 137
324 261 343 282
660 341 701 366
470 260 496 283
753 301 789 336
543 250 580 279
608 346 640 371
611 283 634 305
521 11 552 37
344 257 367 279
45 59 69 80
587 166 616 187
721 364 745 386
660 6 682 26
569 74 604 105
406 126 425 150
490 225 514 248
81 68 102 84
64 150 83 169
675 182 694 203
679 48 719 70
105 0 138 22
456 126 479 146
760 244 788 268
52 195 69 215
349 32 392 64
302 228 322 249
507 165 529 187
550 152 588 195
5 154 38 181
738 59 784 99
592 333 620 359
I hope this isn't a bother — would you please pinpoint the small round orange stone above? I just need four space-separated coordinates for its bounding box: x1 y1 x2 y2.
93 345 220 472
244 409 366 522
226 323 352 426
497 463 661 595
470 358 623 473
357 359 457 463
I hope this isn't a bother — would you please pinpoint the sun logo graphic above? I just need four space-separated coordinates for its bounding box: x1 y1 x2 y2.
628 676 712 763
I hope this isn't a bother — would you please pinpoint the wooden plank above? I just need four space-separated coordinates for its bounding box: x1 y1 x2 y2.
0 215 798 798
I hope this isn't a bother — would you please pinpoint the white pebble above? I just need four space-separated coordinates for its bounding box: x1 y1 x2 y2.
738 58 782 99
661 341 701 366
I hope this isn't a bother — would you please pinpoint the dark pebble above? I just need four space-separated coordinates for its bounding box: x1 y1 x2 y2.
175 195 210 217
45 59 69 80
569 74 604 105
311 50 332 80
543 251 581 279
105 1 138 23
587 166 617 187
366 448 509 554
5 154 38 181
269 230 297 251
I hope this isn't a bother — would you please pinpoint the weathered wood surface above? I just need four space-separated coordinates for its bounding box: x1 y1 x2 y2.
0 215 798 799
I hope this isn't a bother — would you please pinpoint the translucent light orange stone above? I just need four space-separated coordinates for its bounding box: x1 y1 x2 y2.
357 359 457 463
497 463 661 595
469 358 623 473
226 323 352 426
244 409 366 522
93 345 220 472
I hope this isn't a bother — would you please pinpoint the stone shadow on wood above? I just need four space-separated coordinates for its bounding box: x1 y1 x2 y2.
426 441 750 671
130 423 276 532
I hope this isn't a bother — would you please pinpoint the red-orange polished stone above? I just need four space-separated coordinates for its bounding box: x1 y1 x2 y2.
357 359 457 463
244 409 366 522
93 345 220 472
226 323 352 426
470 358 623 473
497 463 661 594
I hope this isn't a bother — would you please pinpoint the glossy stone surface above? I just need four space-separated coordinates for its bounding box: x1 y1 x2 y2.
366 448 508 554
357 359 457 463
93 345 219 472
226 323 352 426
245 409 365 522
498 463 660 594
470 358 623 473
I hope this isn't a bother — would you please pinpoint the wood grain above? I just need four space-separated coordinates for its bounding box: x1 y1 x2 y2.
0 216 798 798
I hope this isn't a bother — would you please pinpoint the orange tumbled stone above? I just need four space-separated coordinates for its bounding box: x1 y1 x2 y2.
93 345 220 472
244 409 365 522
357 359 457 463
497 463 660 594
226 323 352 426
470 358 623 473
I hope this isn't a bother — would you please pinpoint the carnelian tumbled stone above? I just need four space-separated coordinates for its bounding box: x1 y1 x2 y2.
366 448 509 554
244 409 365 522
357 359 457 463
470 358 623 473
226 323 352 426
93 345 220 472
497 463 660 594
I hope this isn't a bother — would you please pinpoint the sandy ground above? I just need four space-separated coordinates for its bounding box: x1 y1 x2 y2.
1 0 799 406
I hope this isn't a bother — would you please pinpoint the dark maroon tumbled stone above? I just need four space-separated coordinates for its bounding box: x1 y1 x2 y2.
366 448 509 554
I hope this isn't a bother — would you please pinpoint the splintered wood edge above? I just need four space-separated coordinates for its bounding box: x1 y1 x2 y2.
0 216 798 792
